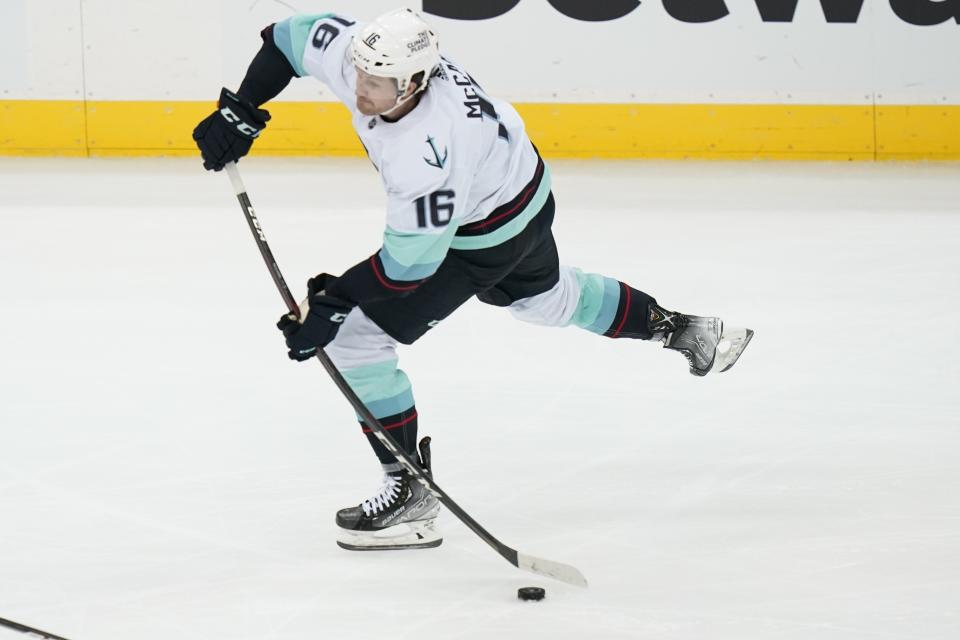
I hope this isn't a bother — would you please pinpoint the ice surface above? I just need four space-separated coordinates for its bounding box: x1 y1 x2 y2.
1 157 958 640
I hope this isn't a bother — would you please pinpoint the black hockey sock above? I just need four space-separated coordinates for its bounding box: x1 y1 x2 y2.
361 406 419 466
602 283 657 340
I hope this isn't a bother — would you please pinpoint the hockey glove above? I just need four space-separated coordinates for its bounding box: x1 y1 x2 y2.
192 88 270 171
277 274 354 361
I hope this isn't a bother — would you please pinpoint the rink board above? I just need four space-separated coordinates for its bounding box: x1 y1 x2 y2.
2 0 958 160
2 100 959 160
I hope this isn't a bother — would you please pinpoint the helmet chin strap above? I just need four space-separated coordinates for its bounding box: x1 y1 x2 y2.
378 81 418 117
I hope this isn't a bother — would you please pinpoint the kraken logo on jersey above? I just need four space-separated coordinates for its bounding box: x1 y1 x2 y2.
423 136 448 169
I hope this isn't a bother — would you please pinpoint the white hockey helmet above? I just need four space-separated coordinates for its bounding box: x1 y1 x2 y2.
351 7 441 97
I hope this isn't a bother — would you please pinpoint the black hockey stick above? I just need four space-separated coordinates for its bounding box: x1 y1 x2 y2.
0 617 72 640
224 161 587 588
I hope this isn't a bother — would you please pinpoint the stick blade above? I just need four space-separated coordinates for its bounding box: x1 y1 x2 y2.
517 552 589 588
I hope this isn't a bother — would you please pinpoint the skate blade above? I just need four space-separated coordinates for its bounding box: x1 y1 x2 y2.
337 520 442 551
715 327 754 373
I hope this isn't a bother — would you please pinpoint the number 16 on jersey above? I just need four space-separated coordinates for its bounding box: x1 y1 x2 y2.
415 190 455 228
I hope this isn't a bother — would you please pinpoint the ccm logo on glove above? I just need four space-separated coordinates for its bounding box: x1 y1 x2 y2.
192 87 271 171
219 106 263 138
277 273 355 361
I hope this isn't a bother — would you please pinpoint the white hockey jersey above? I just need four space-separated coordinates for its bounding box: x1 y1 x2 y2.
272 13 551 292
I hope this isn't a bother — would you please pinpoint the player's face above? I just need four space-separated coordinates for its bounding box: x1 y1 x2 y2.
355 68 400 115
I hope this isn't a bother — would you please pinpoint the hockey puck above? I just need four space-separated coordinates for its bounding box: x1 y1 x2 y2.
517 587 546 601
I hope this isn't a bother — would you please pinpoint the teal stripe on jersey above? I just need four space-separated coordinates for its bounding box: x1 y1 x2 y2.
378 248 442 281
380 223 457 280
569 270 621 335
449 163 552 251
341 359 415 419
273 13 333 77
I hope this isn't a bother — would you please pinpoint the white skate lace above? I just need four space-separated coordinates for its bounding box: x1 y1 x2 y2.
361 474 403 517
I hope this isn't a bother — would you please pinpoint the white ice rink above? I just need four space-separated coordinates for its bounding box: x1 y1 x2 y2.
1 157 958 640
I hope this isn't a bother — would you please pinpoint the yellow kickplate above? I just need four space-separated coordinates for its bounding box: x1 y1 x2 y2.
1 100 958 160
877 105 960 160
0 100 86 156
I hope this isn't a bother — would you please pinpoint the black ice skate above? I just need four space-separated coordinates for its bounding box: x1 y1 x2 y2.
649 303 754 376
336 437 442 551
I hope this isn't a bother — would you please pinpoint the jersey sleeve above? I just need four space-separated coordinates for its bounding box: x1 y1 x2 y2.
271 13 357 83
327 134 465 306
236 25 298 106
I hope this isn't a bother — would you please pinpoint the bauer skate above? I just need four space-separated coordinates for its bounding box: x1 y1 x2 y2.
649 304 754 376
336 437 442 551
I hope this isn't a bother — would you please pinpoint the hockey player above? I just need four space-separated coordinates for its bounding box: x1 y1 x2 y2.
192 8 752 551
